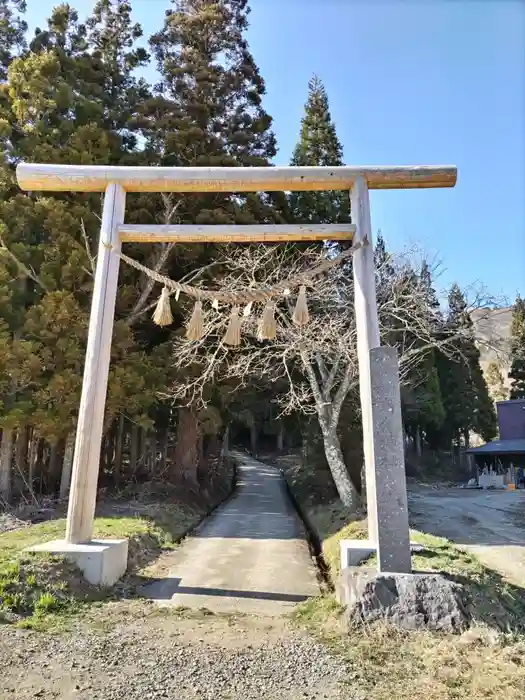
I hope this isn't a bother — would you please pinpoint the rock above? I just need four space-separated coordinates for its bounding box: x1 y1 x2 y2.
338 567 470 634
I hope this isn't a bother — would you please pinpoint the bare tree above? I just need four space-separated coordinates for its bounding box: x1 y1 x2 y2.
164 244 496 509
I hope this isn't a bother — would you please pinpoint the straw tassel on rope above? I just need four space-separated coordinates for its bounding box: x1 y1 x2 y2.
186 300 204 341
293 285 310 326
152 286 173 327
223 306 242 347
258 300 277 341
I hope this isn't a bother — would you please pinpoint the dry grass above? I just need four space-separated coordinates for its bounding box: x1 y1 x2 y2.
290 491 525 700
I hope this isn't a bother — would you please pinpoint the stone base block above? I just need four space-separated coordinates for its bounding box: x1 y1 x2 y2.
27 539 128 587
340 539 424 571
337 567 470 633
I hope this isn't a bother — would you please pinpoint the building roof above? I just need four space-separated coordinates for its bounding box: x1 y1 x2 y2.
467 439 525 455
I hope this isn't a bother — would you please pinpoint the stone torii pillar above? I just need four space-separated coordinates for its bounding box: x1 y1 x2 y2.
17 163 457 584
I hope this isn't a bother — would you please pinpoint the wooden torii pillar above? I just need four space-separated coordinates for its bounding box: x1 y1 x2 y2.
17 163 457 584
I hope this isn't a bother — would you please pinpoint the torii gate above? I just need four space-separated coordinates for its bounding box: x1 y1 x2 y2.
18 163 457 585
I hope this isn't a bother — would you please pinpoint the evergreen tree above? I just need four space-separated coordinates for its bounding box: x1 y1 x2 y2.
0 0 26 196
486 361 508 403
147 0 278 225
508 295 525 399
142 0 284 438
0 3 168 497
375 238 445 452
289 75 350 226
85 0 150 160
0 0 26 80
436 284 496 446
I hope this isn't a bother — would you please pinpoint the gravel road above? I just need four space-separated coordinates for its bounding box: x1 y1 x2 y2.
409 486 525 584
0 610 351 699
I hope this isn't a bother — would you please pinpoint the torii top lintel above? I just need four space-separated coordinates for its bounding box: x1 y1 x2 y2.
16 163 457 194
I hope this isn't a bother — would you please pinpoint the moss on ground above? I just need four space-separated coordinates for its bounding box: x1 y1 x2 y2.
0 503 204 628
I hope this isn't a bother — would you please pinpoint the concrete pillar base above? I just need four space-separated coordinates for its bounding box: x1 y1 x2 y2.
340 539 424 570
27 538 128 587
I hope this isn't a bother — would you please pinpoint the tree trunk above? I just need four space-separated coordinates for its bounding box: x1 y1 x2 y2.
27 430 38 496
321 427 360 511
0 428 14 503
104 424 115 472
113 414 125 485
277 422 284 453
415 425 422 457
145 432 157 478
137 427 145 472
250 422 258 456
36 439 45 495
221 422 230 459
173 409 201 483
130 423 139 475
15 427 30 479
159 427 169 476
48 443 60 493
59 433 75 500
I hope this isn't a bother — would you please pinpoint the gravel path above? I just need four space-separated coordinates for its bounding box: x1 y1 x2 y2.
143 453 320 614
0 610 351 699
409 487 525 584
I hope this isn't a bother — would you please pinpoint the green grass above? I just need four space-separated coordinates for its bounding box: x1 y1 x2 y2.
0 503 204 629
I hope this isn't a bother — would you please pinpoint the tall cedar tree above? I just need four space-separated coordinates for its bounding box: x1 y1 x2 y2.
147 0 279 228
285 75 361 504
146 0 284 419
0 0 30 500
437 284 496 447
0 3 165 499
0 0 26 81
508 295 525 399
290 75 350 226
376 242 444 451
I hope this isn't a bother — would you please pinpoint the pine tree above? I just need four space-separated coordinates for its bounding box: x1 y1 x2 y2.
508 295 525 399
289 75 350 225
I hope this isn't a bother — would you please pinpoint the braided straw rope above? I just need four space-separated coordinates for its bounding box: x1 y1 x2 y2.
119 236 366 305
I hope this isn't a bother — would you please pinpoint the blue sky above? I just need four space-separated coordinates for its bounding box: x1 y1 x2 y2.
26 0 525 302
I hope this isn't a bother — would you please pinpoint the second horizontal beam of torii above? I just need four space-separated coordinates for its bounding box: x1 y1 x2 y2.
118 223 356 243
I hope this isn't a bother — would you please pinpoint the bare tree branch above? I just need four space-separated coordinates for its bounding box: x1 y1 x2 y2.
164 244 501 437
0 233 49 292
80 219 95 275
126 194 181 325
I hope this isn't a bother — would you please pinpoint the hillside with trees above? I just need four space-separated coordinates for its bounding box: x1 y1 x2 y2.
0 0 498 508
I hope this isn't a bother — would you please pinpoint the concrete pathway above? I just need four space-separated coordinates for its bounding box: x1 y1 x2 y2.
142 453 320 615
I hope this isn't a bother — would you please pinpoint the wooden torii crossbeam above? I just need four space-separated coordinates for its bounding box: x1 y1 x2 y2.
17 162 457 585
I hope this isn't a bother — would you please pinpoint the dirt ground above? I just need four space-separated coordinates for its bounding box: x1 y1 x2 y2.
409 486 525 585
